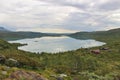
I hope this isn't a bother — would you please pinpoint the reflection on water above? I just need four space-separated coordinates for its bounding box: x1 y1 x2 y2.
9 36 106 53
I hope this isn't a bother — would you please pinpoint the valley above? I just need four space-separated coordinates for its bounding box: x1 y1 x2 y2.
0 27 120 80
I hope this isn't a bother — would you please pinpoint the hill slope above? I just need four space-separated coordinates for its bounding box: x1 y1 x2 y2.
69 28 120 43
0 28 120 79
0 27 66 40
0 31 48 40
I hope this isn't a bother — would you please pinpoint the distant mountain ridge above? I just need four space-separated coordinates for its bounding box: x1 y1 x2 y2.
0 27 9 31
69 28 120 43
0 27 66 40
0 27 120 41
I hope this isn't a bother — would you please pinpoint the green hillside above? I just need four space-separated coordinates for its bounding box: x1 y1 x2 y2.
0 31 49 40
0 31 66 41
0 27 69 40
0 28 120 80
69 28 120 43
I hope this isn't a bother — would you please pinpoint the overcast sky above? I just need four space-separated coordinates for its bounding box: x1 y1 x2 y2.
0 0 120 33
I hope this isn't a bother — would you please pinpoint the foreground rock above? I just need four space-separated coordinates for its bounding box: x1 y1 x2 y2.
91 49 100 54
5 58 19 67
0 55 6 64
5 70 47 80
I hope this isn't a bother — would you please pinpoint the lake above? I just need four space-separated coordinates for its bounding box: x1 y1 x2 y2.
9 36 106 53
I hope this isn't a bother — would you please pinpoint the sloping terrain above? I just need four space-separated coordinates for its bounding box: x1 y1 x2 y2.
0 27 66 40
69 28 120 43
0 28 120 80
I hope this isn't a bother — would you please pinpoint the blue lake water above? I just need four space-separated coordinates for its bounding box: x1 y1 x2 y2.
9 36 106 53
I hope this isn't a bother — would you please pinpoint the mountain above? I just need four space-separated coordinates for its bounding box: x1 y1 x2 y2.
0 31 48 40
0 27 9 31
0 31 67 40
0 27 46 40
1 27 120 41
0 27 66 40
69 28 120 43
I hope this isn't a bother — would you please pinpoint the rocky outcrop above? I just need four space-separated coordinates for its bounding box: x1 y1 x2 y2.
5 58 19 67
91 49 100 54
5 70 47 80
0 55 6 64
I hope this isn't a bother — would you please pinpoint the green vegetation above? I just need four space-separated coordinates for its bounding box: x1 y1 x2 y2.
69 28 120 43
0 31 48 40
0 28 120 80
0 27 67 40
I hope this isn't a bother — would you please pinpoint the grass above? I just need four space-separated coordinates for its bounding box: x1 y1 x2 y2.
0 29 120 79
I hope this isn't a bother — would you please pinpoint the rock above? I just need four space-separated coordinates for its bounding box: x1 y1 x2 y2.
56 77 63 80
5 70 47 80
73 77 79 80
4 66 10 71
100 47 109 50
4 79 11 80
0 55 6 64
50 74 67 80
50 74 57 77
59 74 67 77
1 71 7 75
91 49 100 54
5 58 19 67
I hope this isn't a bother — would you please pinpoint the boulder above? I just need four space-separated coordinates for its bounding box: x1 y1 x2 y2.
0 55 6 64
1 71 7 75
5 58 19 67
5 70 47 80
56 77 63 80
100 47 109 50
59 74 67 77
91 49 100 54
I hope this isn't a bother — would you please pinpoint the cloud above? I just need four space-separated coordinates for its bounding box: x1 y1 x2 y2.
98 0 120 11
0 0 120 33
42 0 120 11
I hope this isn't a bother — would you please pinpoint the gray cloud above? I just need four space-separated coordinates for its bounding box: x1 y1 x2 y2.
0 0 120 33
41 0 87 9
42 0 120 11
98 0 120 11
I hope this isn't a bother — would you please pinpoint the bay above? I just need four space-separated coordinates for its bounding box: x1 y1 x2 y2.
9 36 106 53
